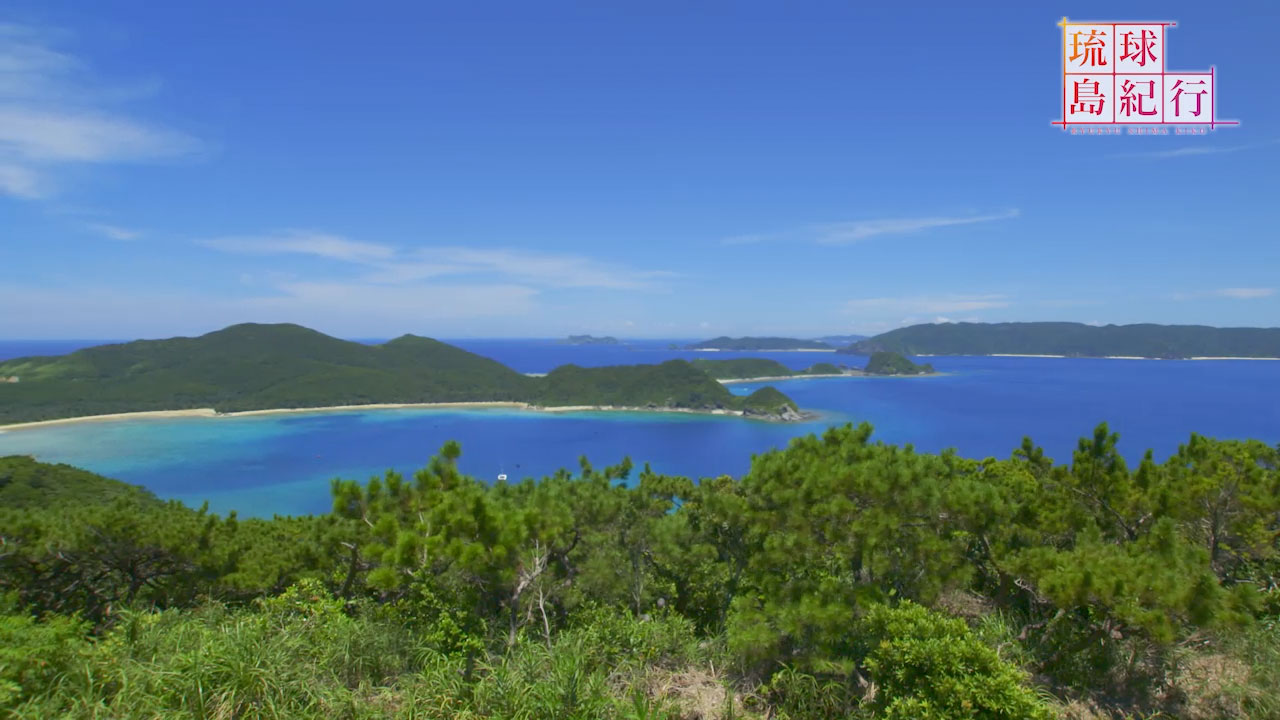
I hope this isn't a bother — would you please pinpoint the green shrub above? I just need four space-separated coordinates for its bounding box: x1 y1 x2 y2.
858 602 1054 720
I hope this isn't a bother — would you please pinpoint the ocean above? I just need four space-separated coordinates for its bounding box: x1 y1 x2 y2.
2 339 1277 517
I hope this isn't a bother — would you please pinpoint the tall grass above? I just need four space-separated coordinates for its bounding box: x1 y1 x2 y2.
6 597 723 720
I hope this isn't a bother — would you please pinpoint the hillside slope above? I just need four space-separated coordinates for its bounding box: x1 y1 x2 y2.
0 324 538 422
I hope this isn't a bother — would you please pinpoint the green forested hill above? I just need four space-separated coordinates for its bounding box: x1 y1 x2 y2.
0 455 158 509
739 386 801 418
863 351 935 375
843 321 1280 358
0 324 800 423
537 360 751 411
0 324 538 423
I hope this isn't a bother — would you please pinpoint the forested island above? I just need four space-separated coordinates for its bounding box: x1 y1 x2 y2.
692 353 933 380
842 321 1280 359
562 335 619 345
0 324 802 425
686 336 834 351
863 351 935 375
3 422 1278 718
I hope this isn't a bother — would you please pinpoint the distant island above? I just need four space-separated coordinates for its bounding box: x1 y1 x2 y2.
562 335 619 345
814 334 868 346
686 336 834 351
840 321 1280 359
0 324 804 426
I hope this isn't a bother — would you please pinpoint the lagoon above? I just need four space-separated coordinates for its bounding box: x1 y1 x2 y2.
1 340 1277 517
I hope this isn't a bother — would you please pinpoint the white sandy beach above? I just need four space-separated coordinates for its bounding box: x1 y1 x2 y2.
0 399 801 432
1188 356 1280 361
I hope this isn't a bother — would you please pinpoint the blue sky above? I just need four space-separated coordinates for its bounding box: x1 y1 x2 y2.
2 1 1277 339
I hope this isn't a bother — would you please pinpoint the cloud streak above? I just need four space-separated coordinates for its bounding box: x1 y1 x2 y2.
199 230 674 291
722 209 1019 246
200 231 395 264
1215 287 1274 299
814 210 1020 245
1172 287 1276 301
86 223 142 240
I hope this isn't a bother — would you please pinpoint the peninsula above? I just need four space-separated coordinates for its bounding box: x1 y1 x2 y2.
691 357 856 382
686 336 834 351
841 321 1280 359
0 324 804 426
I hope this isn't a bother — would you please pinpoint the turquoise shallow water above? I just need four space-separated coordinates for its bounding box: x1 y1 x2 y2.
1 346 1278 518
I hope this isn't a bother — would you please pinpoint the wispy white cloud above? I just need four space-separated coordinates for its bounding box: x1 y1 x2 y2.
843 293 1010 314
0 23 200 199
1110 139 1280 160
814 210 1020 245
1215 287 1274 299
200 230 674 291
0 161 41 197
379 247 676 290
721 209 1019 246
247 281 539 320
0 107 198 163
85 222 141 240
1172 287 1275 301
199 230 395 264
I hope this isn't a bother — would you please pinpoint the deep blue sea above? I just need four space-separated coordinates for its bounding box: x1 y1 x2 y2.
2 339 1278 517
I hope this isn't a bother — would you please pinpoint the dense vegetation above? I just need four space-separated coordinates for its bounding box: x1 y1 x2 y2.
863 351 935 375
0 325 800 424
534 360 793 416
843 321 1280 359
690 358 850 380
686 337 834 351
3 423 1278 718
691 357 793 379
